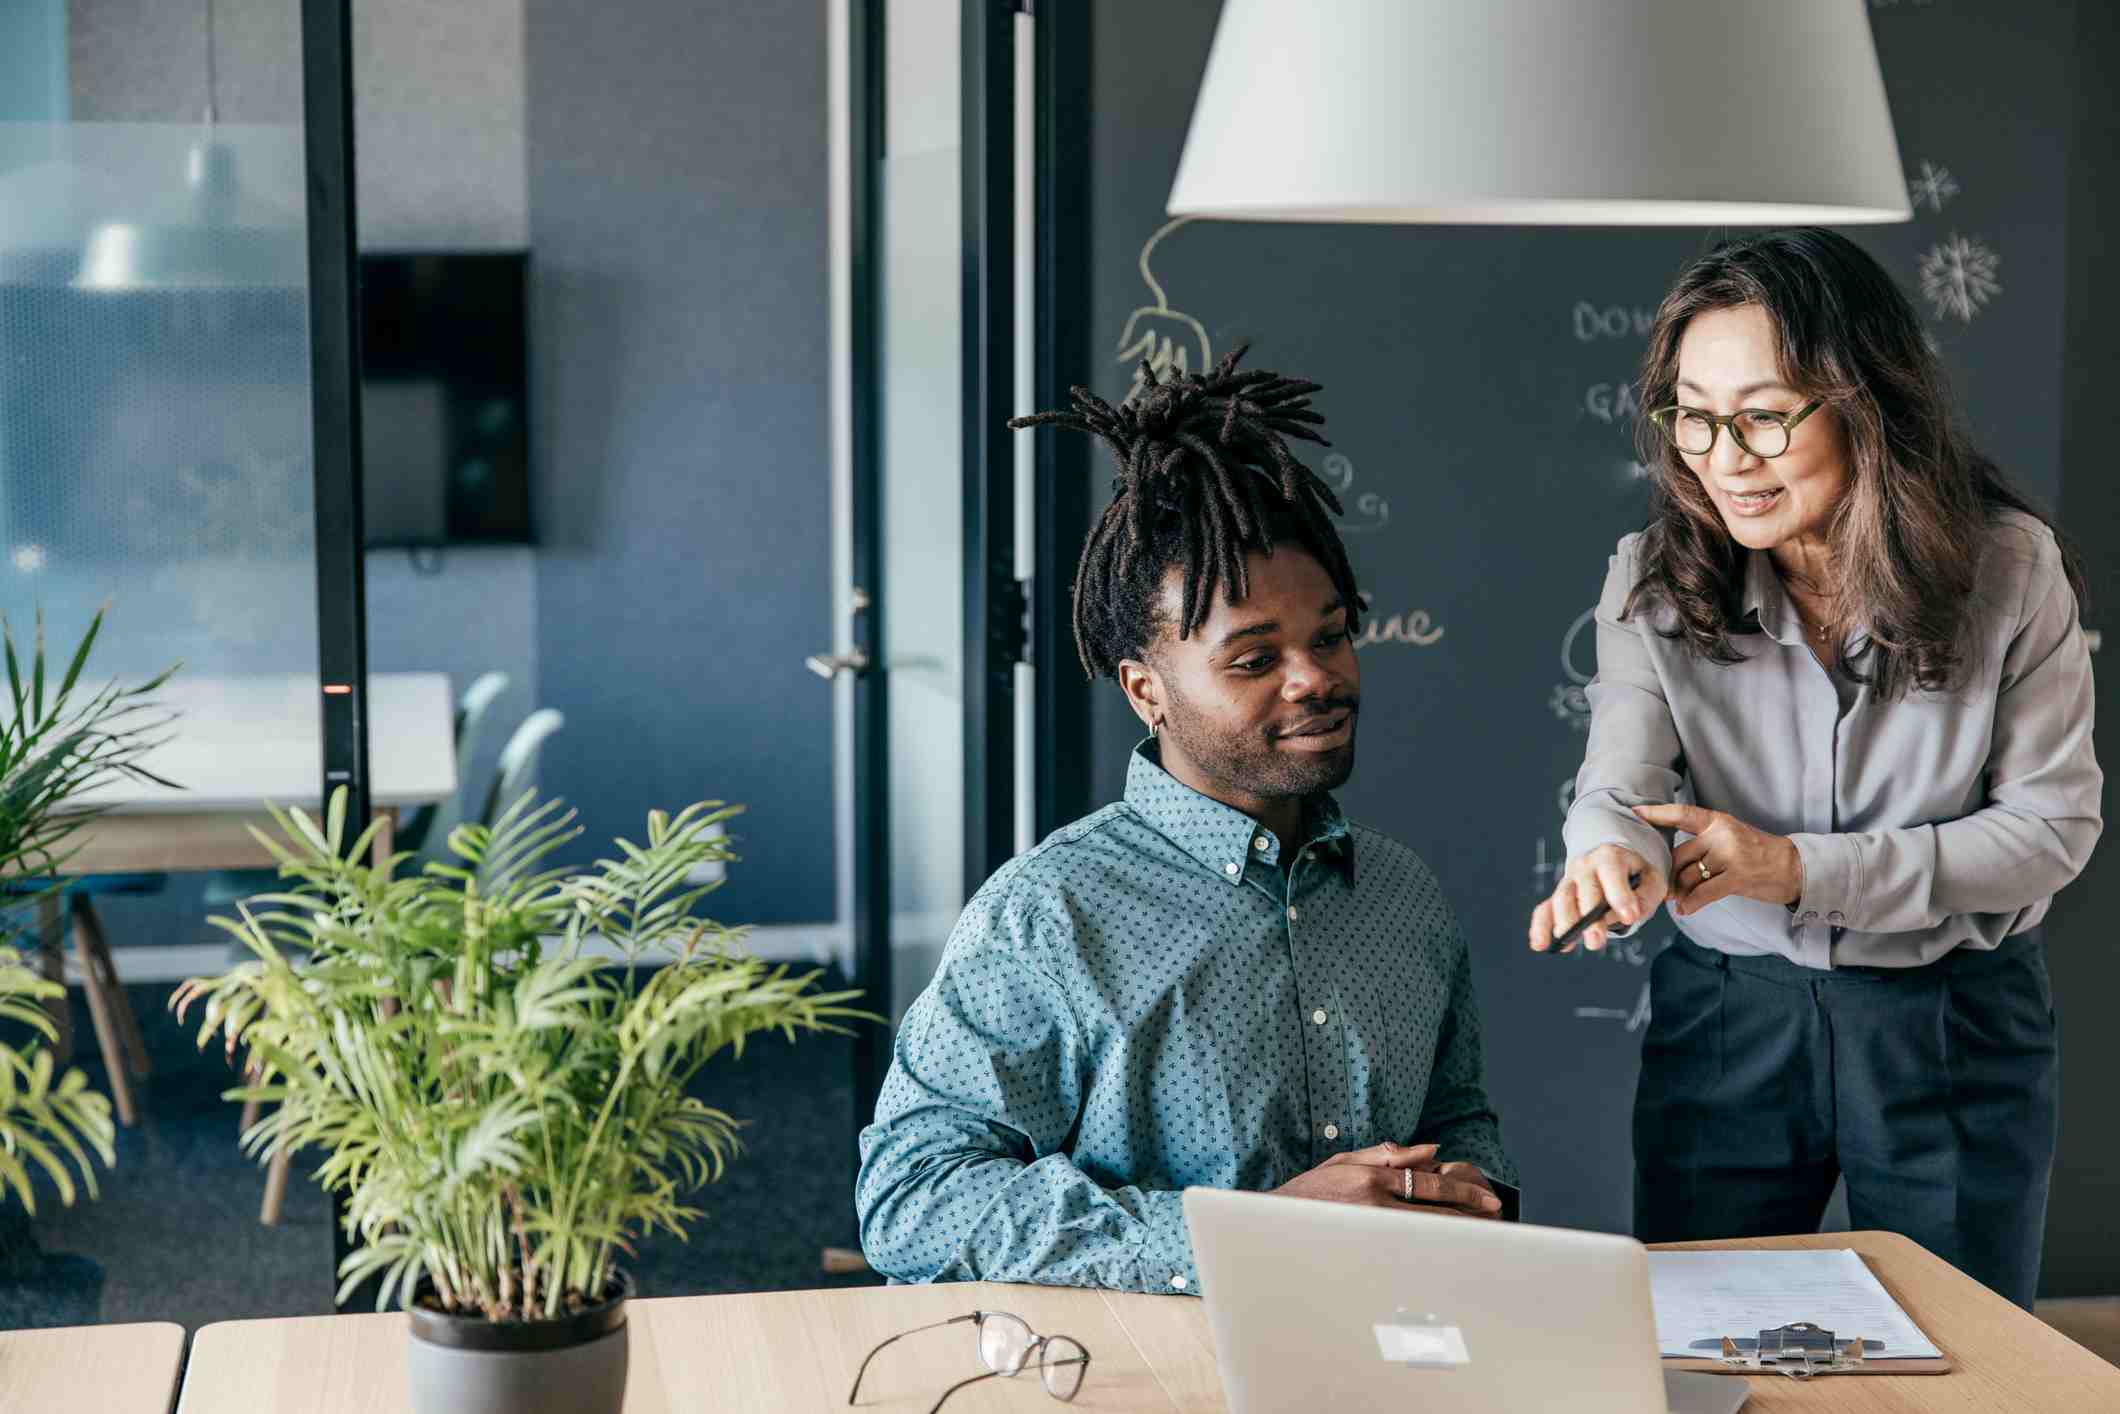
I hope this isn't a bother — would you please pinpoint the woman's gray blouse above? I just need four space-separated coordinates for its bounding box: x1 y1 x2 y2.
1563 510 2101 969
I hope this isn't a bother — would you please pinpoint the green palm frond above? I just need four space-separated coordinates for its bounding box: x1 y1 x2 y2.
0 960 118 1214
176 787 879 1321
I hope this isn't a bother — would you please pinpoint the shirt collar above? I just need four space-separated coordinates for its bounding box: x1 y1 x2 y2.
1124 738 1356 885
1739 549 1872 655
1740 550 1801 646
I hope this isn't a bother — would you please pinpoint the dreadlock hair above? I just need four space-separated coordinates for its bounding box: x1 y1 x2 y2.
1010 344 1362 680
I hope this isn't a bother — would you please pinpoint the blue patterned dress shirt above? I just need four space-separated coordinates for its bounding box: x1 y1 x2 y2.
856 741 1516 1293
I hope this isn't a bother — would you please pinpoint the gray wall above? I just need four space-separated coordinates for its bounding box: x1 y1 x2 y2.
523 0 835 923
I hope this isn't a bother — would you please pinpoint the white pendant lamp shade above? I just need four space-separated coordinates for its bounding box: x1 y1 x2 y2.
1168 0 1911 226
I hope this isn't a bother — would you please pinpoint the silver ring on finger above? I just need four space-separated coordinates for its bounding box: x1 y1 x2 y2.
1402 1167 1413 1202
1697 860 1712 882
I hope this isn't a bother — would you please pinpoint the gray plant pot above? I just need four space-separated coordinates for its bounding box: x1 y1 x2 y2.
405 1270 631 1414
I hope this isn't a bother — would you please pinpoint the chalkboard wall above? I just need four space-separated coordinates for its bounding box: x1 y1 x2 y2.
1076 0 2101 1278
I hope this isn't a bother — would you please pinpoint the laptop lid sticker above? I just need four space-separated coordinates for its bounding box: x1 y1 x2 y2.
1373 1322 1471 1368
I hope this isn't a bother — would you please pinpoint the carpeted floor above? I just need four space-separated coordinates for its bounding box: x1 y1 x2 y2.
2 978 881 1331
2038 1298 2120 1369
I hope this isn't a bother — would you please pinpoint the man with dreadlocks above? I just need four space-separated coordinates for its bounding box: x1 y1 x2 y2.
856 348 1516 1292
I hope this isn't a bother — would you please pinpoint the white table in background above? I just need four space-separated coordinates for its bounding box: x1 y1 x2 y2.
59 671 458 874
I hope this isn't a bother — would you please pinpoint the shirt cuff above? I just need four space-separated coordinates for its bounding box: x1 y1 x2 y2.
1787 832 1857 929
1137 1194 1200 1295
1561 803 1674 939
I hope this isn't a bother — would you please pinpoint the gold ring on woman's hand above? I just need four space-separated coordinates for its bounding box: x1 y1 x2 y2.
1697 861 1712 882
1402 1168 1414 1201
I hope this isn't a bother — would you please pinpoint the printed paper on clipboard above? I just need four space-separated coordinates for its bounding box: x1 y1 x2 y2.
1648 1250 1943 1360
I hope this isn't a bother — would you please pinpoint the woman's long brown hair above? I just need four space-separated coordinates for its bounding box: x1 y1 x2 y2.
1627 228 2083 700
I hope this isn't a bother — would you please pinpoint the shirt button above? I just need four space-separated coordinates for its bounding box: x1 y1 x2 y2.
1224 861 1240 876
1253 835 1269 852
1169 1274 1189 1291
1312 1008 1327 1025
1323 1123 1340 1140
1287 906 1299 922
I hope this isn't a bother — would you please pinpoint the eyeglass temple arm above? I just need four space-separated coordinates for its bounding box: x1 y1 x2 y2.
847 1314 981 1405
925 1368 1006 1414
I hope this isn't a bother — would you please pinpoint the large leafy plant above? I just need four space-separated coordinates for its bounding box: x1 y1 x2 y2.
175 791 868 1321
0 961 115 1213
0 608 171 1214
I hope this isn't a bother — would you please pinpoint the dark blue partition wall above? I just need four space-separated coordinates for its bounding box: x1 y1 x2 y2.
523 0 835 924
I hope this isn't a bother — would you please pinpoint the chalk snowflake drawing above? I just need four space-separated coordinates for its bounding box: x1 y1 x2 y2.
1918 234 2002 323
1115 217 1212 402
1907 161 1960 213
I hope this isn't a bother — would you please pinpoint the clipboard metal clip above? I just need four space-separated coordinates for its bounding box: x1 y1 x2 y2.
1717 1322 1869 1379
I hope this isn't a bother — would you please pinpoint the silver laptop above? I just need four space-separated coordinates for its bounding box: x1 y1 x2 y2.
1184 1188 1747 1414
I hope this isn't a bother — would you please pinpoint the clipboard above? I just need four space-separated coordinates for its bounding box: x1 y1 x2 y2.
1661 1321 1954 1377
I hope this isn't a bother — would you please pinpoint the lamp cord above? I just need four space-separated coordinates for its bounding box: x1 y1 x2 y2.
202 0 218 127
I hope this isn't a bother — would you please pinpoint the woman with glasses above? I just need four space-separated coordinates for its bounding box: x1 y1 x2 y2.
1527 228 2100 1308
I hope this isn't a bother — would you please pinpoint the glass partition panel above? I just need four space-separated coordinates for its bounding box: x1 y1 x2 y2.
879 0 964 1021
0 1 326 1333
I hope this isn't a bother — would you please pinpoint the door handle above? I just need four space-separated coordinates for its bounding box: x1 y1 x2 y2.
805 649 871 681
808 587 873 679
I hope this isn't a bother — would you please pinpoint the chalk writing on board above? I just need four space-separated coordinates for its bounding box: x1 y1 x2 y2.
1532 838 1560 898
1573 930 1672 1029
1907 160 1960 214
1355 592 1444 648
1319 451 1390 535
1548 606 1596 732
1573 302 1656 342
1575 981 1652 1031
1919 234 2001 323
1115 217 1212 402
1584 381 1641 425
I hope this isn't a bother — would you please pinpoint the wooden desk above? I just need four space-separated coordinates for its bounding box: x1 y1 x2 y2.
174 1231 2120 1413
0 1321 185 1414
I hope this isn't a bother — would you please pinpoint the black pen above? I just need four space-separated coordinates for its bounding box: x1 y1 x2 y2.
1545 871 1644 952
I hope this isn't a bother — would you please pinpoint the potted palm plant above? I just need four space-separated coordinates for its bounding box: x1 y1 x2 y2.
0 607 171 1321
175 790 869 1414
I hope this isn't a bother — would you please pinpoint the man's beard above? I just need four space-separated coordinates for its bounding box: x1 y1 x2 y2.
1160 683 1359 803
